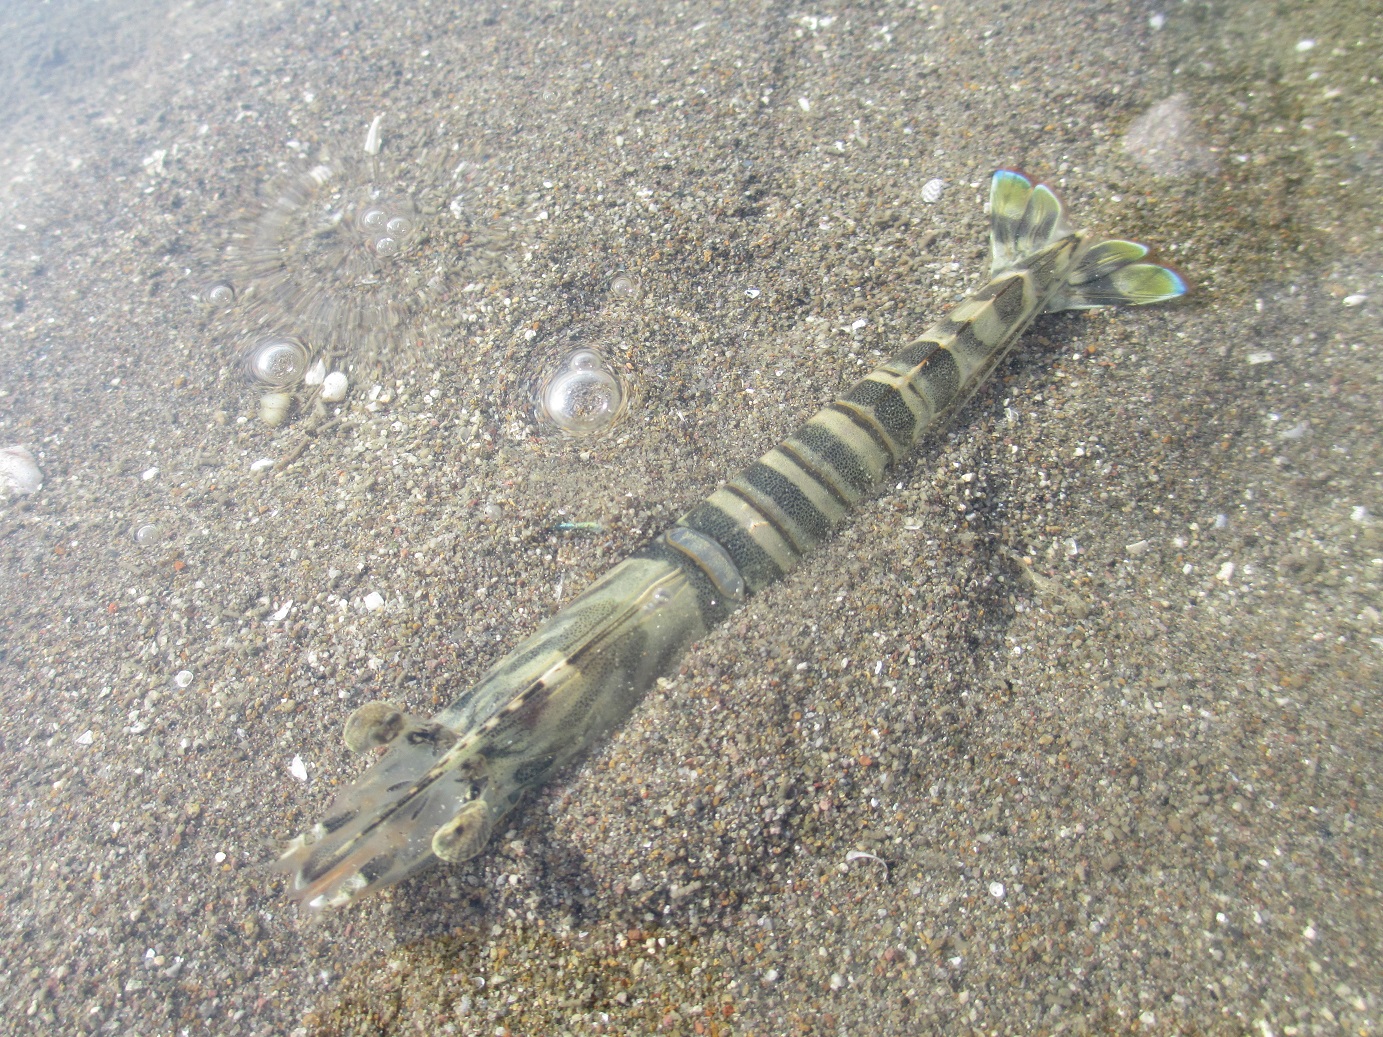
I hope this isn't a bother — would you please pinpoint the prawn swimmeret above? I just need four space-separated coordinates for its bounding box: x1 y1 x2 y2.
274 170 1187 913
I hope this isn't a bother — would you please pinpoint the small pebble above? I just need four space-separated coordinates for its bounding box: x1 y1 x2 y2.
321 371 349 403
289 755 309 782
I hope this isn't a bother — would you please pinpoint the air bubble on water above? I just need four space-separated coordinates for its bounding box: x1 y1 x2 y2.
534 348 630 436
243 337 311 387
204 120 518 427
133 523 161 544
200 280 236 307
357 206 390 232
355 199 418 257
609 271 643 301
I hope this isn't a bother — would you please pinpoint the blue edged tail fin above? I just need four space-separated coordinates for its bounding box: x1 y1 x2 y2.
988 169 1187 311
989 169 1073 276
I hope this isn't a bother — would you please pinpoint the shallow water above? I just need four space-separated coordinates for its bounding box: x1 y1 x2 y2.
0 1 1378 1034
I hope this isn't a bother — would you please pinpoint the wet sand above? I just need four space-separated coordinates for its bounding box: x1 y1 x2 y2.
0 1 1378 1034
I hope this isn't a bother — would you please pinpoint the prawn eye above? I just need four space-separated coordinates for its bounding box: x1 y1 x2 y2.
431 800 495 863
343 702 409 752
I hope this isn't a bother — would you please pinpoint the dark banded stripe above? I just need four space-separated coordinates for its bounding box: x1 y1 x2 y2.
909 345 961 414
679 501 788 592
946 322 1002 371
723 482 812 556
775 441 856 512
704 487 800 572
983 273 1029 324
827 400 898 463
888 337 942 371
841 376 923 452
739 459 838 546
794 420 881 497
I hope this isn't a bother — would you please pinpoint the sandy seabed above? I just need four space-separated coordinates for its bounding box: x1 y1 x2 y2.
0 1 1379 1034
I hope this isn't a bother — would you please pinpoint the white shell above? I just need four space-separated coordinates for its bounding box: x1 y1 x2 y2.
320 371 349 403
921 178 946 204
259 391 293 426
0 445 43 495
303 358 327 386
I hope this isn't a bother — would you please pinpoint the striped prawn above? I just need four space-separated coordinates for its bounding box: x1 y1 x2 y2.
275 170 1186 913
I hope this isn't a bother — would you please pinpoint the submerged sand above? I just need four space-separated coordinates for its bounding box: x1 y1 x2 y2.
0 1 1378 1034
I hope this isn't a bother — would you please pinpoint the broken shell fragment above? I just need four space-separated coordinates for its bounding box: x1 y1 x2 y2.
320 371 349 403
0 445 43 495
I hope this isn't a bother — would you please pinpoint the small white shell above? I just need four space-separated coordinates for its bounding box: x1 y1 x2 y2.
0 445 43 495
320 371 349 403
259 391 293 426
303 358 327 386
921 178 946 204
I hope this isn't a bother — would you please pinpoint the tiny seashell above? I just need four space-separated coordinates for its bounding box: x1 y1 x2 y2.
320 371 349 403
0 445 43 495
921 178 946 203
363 114 384 157
303 358 327 386
259 391 293 426
1341 294 1366 307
